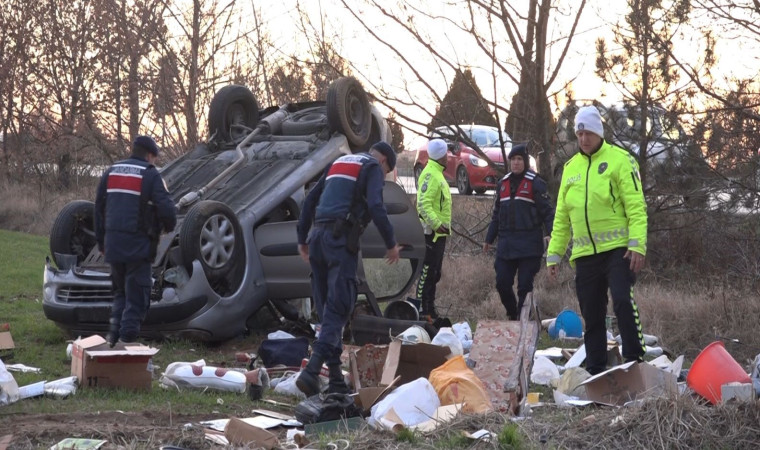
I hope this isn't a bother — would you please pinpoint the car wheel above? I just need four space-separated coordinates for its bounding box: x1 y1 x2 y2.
180 201 244 280
327 77 371 149
457 166 473 195
208 85 260 143
49 200 97 268
474 187 486 195
281 107 328 136
413 164 423 188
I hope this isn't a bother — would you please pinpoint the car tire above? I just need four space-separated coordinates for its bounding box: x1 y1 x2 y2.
474 187 486 195
208 85 260 143
327 77 371 149
413 164 423 188
457 166 473 195
281 107 328 136
180 201 244 281
50 200 98 268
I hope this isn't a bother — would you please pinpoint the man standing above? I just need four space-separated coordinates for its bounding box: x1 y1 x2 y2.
95 136 177 347
296 141 401 396
547 105 648 375
483 143 554 320
415 138 452 320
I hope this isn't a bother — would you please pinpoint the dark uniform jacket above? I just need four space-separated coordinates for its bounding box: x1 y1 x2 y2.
95 156 177 263
297 153 396 250
485 169 554 259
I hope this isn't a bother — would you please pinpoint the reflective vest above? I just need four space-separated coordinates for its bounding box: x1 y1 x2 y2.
416 160 451 241
547 140 647 264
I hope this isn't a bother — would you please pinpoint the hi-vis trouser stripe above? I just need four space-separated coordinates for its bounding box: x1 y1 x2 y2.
630 285 646 353
416 264 430 298
572 227 629 248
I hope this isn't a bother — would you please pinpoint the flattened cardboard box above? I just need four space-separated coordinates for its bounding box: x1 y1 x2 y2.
580 361 677 406
71 335 158 390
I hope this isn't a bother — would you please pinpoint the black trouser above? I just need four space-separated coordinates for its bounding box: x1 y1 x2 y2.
495 256 541 320
575 247 645 375
416 234 446 312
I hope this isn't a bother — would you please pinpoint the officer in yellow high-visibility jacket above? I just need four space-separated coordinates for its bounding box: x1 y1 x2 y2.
415 138 452 319
547 105 648 375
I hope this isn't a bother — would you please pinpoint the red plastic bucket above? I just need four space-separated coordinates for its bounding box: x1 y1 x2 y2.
686 341 751 404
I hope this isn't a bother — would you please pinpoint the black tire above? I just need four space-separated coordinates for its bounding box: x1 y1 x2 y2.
180 201 244 280
208 85 260 143
414 164 423 188
49 200 97 268
281 107 328 136
474 187 486 195
457 166 473 195
327 77 371 149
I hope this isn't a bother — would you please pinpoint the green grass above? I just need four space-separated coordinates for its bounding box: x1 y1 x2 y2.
0 229 49 299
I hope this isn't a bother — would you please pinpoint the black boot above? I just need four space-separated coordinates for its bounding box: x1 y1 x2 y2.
327 364 350 395
296 353 324 397
106 318 119 348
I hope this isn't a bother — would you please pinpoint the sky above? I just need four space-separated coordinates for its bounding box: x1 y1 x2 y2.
252 0 757 149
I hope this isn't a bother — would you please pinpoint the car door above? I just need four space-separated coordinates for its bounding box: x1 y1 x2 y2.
254 181 426 303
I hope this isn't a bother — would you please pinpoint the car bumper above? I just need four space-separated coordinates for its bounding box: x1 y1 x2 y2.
466 165 503 189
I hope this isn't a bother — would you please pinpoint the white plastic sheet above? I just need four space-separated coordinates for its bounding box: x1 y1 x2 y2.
159 360 246 393
368 377 440 430
452 321 473 352
0 359 19 405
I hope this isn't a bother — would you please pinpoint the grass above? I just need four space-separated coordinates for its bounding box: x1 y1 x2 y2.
0 229 50 299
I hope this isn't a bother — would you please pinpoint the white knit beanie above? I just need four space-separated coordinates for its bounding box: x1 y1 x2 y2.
574 106 604 138
427 139 448 160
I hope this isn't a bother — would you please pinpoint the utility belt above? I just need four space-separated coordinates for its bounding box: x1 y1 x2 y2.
314 217 364 254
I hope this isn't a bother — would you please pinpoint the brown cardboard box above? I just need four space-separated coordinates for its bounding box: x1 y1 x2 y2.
0 331 14 352
580 361 678 406
380 340 450 386
71 335 159 390
349 344 389 390
224 417 278 449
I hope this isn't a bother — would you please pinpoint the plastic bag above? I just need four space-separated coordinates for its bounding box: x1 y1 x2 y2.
428 355 493 413
368 377 440 430
451 322 473 352
45 376 78 399
272 371 308 399
0 359 19 405
295 393 361 424
531 355 560 385
431 327 463 356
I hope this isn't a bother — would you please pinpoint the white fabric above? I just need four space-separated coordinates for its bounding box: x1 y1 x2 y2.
575 106 604 138
427 139 447 160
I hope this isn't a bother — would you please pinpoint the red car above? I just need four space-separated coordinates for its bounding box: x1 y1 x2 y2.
414 125 512 195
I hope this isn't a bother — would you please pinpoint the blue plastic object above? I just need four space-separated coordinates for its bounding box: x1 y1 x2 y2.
548 309 583 339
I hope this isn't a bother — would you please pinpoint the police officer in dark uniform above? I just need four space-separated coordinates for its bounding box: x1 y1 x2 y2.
95 136 177 347
295 141 401 396
483 143 554 319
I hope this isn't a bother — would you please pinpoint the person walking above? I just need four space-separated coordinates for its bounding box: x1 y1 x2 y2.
414 138 452 319
295 141 401 396
483 143 554 320
95 136 177 347
547 105 648 375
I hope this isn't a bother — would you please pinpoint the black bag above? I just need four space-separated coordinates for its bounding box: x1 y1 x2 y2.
295 393 362 424
257 337 309 368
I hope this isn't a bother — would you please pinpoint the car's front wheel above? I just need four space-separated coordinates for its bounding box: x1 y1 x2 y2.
327 77 371 149
474 187 486 195
180 201 244 281
49 200 97 268
456 166 473 195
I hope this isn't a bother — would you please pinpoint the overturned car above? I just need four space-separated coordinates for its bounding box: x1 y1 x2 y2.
43 77 426 342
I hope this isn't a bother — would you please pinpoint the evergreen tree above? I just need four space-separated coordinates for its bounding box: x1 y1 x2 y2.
429 69 497 131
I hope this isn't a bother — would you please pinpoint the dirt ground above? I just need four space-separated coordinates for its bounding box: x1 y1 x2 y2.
2 410 212 449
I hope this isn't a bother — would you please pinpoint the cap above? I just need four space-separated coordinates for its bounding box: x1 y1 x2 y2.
427 138 447 161
371 141 396 171
133 135 160 156
574 106 604 138
508 143 528 160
